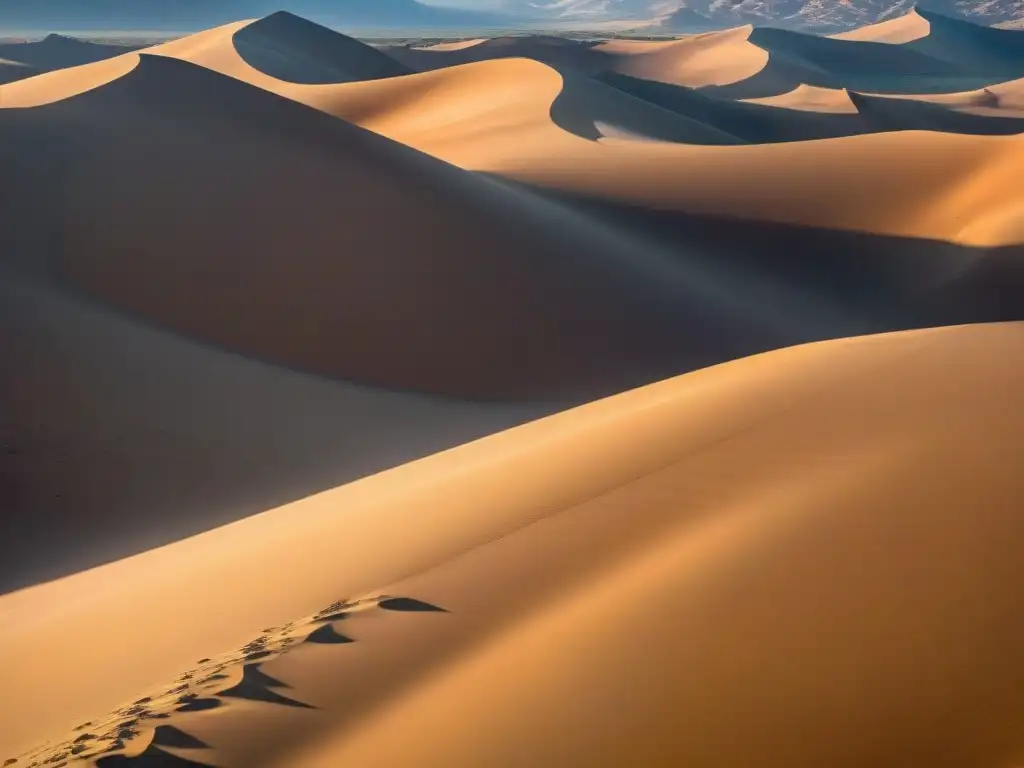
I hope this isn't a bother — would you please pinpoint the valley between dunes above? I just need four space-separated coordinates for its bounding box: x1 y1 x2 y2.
0 7 1022 767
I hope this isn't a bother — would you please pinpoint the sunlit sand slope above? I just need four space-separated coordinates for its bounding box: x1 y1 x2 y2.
0 54 781 403
2 323 1021 768
0 272 541 594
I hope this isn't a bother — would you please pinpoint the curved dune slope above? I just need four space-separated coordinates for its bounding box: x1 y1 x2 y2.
92 17 1024 249
0 271 540 594
310 58 742 146
0 54 795 403
131 19 737 147
598 71 1024 142
0 33 132 71
704 11 1024 100
0 53 139 106
385 26 770 89
830 7 932 43
2 323 1022 767
0 58 36 86
3 45 1022 412
230 11 413 84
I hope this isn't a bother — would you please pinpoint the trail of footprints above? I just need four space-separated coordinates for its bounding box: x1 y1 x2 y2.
7 595 445 768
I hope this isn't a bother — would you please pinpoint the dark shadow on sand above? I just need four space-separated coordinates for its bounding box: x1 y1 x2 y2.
596 70 1024 143
303 623 355 645
231 12 412 85
705 13 1024 99
0 34 136 71
96 744 215 767
218 664 314 708
379 597 448 612
150 727 208 750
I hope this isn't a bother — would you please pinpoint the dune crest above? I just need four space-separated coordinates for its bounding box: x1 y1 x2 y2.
2 323 1022 767
830 8 931 43
1 10 1023 768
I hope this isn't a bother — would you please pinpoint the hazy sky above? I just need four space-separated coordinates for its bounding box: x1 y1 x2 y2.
423 0 506 8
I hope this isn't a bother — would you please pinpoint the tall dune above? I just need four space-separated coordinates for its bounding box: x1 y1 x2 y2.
1 9 1023 768
1 323 1021 767
230 10 413 84
0 271 541 594
0 53 793 403
385 25 773 90
2 38 1023 413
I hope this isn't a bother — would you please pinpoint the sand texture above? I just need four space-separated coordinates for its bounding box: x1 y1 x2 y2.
1 7 1022 767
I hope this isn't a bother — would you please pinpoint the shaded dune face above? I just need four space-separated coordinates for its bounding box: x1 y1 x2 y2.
705 17 1024 99
18 55 782 402
595 70 1024 142
2 324 1023 767
0 273 540 594
385 35 615 75
0 33 134 71
231 11 414 85
2 53 1020 406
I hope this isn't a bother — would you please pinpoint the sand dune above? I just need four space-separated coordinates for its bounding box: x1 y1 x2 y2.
385 25 771 89
1 27 1021 414
830 7 932 43
0 53 139 106
230 11 413 84
148 19 744 146
748 79 1024 118
2 10 1023 767
414 38 487 51
0 33 133 71
598 71 1024 142
0 57 36 85
0 33 135 88
703 11 1024 100
0 52 785 403
595 26 771 88
381 12 1024 102
302 58 742 145
2 323 1022 767
119 18 1024 246
0 270 541 593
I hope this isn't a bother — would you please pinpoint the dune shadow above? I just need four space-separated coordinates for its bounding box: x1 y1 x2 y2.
597 71 864 141
0 34 135 72
303 623 355 645
218 663 315 708
231 12 412 85
597 71 1024 142
482 175 1024 333
378 597 448 612
550 69 743 144
173 698 222 713
150 727 208 750
95 744 215 767
382 36 613 75
704 16 1024 99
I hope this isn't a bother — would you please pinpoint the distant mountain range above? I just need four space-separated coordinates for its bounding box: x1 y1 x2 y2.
0 0 509 32
655 0 1024 31
1 0 1023 33
499 0 1024 29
